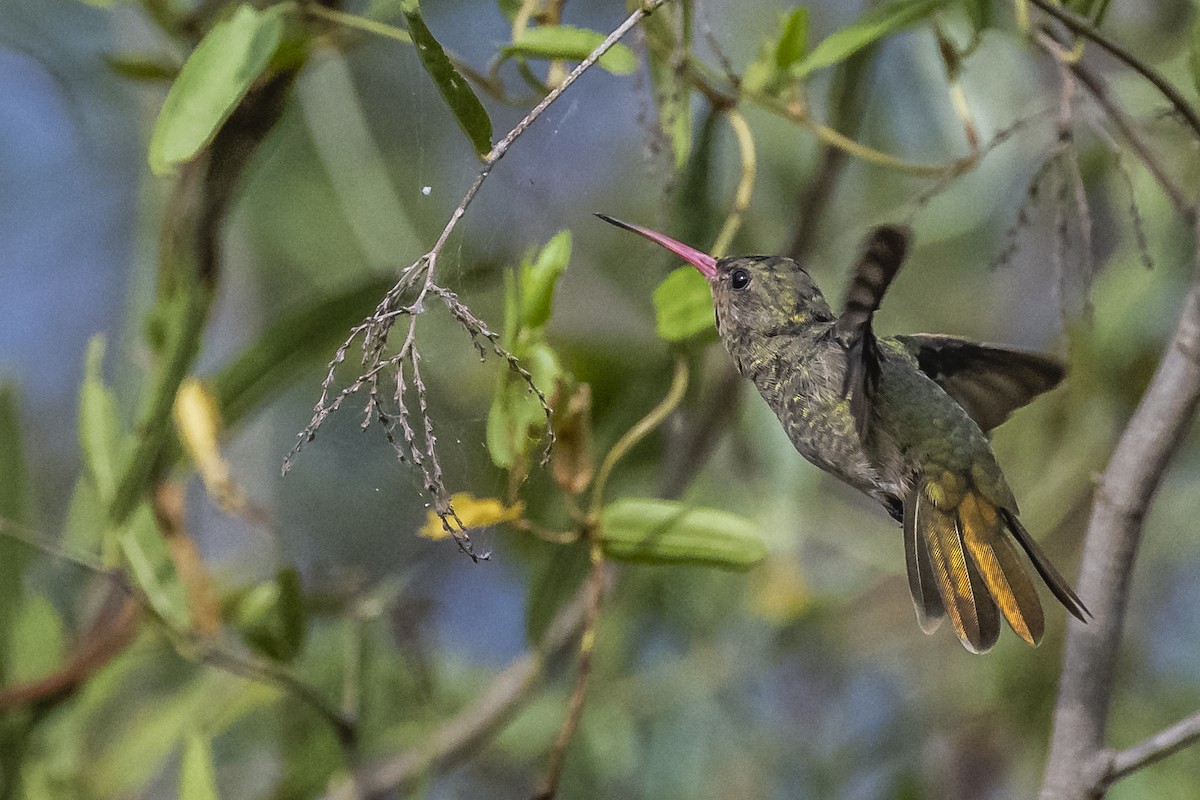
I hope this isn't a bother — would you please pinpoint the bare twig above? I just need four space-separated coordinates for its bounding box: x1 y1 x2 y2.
1104 708 1200 785
1061 52 1192 217
531 542 605 800
324 575 602 799
1026 0 1200 141
287 1 674 557
1040 213 1200 799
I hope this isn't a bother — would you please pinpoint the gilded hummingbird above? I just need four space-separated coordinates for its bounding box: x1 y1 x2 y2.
597 214 1089 653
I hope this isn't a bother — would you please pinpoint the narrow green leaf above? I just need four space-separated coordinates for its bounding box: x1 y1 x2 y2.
600 498 766 570
403 0 493 158
79 336 125 505
180 733 220 800
148 4 285 174
0 385 34 684
5 593 64 685
119 505 190 631
105 52 180 82
521 231 572 330
774 7 809 70
503 25 639 75
792 0 948 80
653 266 716 342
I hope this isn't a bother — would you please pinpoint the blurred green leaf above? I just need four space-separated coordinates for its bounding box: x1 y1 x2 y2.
962 0 992 32
653 266 716 342
600 498 766 570
792 0 947 80
0 385 34 684
119 505 190 631
774 7 809 69
231 567 307 662
521 230 572 330
403 0 493 158
79 336 127 506
503 25 639 75
180 732 220 800
148 4 285 174
6 593 64 684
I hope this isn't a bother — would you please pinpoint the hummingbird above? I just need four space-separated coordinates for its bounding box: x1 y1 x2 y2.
597 213 1089 653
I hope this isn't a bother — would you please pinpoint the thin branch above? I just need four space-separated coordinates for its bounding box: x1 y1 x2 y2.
325 575 602 799
709 109 756 258
531 542 605 800
1040 213 1200 799
1026 0 1200 140
1104 709 1200 785
1062 51 1193 217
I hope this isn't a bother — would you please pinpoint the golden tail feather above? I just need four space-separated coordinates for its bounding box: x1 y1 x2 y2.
909 484 1000 653
904 480 1086 652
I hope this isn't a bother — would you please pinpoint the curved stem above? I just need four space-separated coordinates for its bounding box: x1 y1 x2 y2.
710 109 756 258
588 359 690 519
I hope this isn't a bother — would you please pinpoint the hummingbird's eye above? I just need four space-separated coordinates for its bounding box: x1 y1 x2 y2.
730 267 751 291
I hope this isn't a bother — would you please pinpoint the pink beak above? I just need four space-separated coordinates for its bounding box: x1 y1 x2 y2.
596 214 718 280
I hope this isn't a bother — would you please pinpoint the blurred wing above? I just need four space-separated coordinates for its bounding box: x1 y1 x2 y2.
894 334 1066 433
833 225 910 440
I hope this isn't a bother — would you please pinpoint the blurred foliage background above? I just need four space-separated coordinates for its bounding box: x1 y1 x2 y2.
1 0 1199 798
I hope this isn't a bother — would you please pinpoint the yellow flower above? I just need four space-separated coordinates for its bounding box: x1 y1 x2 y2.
419 493 524 540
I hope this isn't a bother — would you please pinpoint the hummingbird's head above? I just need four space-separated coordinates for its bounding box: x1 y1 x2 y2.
596 214 834 338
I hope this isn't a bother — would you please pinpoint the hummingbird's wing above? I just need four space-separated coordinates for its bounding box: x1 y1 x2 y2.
833 225 911 439
893 335 1066 433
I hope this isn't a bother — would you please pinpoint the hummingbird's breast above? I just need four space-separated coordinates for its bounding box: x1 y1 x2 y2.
729 327 909 504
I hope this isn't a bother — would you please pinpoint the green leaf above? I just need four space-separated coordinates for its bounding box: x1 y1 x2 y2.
962 0 992 33
521 231 572 330
653 266 716 342
179 733 220 800
600 498 766 570
791 0 948 79
502 25 639 75
231 567 307 662
105 52 179 82
486 342 560 468
774 7 809 70
119 505 190 631
403 0 493 158
148 4 285 174
79 336 126 505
